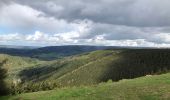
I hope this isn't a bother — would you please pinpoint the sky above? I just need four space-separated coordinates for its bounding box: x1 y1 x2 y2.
0 0 170 47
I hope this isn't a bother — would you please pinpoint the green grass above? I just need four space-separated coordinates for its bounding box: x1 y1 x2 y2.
54 49 170 87
18 50 115 83
0 54 44 81
1 73 170 100
56 51 120 86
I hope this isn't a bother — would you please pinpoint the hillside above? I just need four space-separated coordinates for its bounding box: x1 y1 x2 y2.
6 48 169 94
17 50 114 84
1 72 170 100
0 54 43 81
1 49 170 95
56 49 170 87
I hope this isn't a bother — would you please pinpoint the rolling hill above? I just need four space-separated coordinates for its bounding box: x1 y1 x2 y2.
0 54 44 82
55 49 170 87
1 47 170 97
17 49 170 86
0 45 115 60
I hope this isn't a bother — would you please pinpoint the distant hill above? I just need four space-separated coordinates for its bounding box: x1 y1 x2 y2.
0 45 119 60
0 45 39 49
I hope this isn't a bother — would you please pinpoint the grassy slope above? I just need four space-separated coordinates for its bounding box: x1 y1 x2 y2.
18 49 170 87
19 50 114 82
0 50 114 84
56 50 120 86
0 54 44 81
55 49 170 87
2 49 170 96
1 73 170 100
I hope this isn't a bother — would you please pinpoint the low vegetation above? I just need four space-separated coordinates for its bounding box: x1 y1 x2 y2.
0 59 9 96
1 73 170 100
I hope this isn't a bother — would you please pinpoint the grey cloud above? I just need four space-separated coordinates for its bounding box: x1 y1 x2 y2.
1 0 170 46
74 21 170 44
77 22 151 40
10 0 170 27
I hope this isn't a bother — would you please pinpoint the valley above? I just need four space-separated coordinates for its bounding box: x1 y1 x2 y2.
0 46 170 100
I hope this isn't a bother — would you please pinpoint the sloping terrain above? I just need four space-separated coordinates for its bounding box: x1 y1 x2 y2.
19 50 114 82
0 54 43 81
1 73 170 100
1 49 170 95
55 49 170 87
18 49 170 88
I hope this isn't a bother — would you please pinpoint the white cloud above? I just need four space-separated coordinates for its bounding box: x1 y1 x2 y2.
26 31 49 41
0 31 170 47
154 33 170 43
0 3 76 33
0 33 23 41
1 1 170 47
16 0 170 27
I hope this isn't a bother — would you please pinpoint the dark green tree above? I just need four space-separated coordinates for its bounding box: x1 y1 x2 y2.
0 59 9 95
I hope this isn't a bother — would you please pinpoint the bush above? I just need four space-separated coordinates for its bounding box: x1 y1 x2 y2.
0 59 9 95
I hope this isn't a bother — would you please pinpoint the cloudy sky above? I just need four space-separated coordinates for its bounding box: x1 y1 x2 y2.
0 0 170 47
